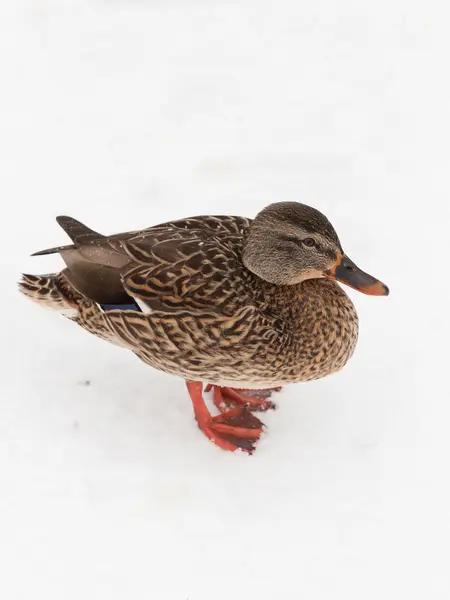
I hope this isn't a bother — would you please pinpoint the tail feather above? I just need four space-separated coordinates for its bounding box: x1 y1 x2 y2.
56 215 103 245
32 244 75 257
18 272 79 317
31 216 103 256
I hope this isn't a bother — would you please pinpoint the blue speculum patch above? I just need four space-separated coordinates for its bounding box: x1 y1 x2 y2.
100 302 141 312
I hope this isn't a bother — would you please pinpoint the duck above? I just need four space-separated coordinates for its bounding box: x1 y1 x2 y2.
19 202 388 453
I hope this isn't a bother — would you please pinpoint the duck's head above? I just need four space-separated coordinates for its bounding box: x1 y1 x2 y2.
242 202 389 296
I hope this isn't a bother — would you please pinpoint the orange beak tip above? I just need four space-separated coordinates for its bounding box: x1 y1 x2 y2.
362 281 390 297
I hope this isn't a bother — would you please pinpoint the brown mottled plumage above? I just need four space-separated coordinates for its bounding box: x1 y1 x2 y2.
19 202 388 453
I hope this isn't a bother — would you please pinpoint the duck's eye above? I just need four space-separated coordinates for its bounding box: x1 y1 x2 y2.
303 237 316 247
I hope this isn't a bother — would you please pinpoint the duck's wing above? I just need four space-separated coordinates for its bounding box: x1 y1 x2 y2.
118 215 252 315
31 215 251 311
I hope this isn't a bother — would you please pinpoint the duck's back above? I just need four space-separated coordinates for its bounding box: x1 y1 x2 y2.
30 214 252 309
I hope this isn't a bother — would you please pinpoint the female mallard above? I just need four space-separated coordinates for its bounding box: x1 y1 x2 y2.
19 202 388 452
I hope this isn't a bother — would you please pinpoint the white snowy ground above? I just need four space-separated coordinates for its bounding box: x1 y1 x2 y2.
1 1 449 599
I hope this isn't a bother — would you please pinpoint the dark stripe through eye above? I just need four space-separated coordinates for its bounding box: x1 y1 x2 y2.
281 235 300 244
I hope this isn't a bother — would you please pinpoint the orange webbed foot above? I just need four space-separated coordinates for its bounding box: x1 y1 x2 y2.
205 384 281 413
186 382 266 453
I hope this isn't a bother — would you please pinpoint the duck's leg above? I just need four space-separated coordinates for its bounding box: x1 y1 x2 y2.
186 382 264 453
205 384 280 413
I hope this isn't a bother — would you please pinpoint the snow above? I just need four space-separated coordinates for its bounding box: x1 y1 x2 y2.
1 1 449 599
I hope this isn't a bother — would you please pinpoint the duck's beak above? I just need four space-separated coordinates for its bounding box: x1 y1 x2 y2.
324 253 389 296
